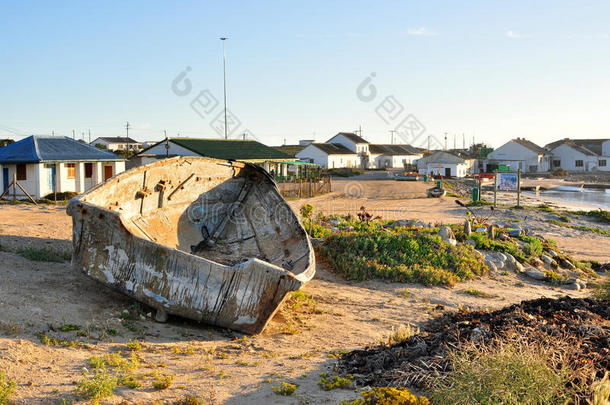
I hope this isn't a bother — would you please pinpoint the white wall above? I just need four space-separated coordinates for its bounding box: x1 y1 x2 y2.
602 140 610 157
486 141 548 172
550 144 598 172
418 163 468 177
327 134 368 153
295 144 359 169
1 160 125 200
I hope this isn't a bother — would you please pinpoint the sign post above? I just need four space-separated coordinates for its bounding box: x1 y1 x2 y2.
517 169 522 207
493 169 498 208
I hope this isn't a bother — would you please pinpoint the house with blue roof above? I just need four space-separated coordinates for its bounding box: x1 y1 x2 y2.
0 136 125 199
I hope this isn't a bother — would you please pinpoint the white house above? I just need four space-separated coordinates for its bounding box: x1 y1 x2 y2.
485 138 549 173
296 132 422 169
134 137 298 176
545 138 610 172
326 132 370 168
417 151 469 178
0 136 125 200
91 137 142 152
295 143 359 169
368 144 423 169
548 142 599 172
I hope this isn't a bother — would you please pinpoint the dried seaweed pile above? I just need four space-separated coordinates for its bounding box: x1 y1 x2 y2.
338 297 610 390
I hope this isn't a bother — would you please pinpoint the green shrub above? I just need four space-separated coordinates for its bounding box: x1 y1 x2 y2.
0 371 16 405
322 227 487 286
271 381 297 396
152 373 174 390
303 221 331 238
341 387 429 405
519 235 543 257
76 370 118 405
318 372 353 390
430 342 575 404
18 246 71 262
569 209 610 224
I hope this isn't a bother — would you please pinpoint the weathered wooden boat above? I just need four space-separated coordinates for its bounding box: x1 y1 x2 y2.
67 157 315 334
426 186 446 198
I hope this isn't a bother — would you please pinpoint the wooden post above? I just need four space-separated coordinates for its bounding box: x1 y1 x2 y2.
493 169 498 208
12 173 16 201
516 169 521 206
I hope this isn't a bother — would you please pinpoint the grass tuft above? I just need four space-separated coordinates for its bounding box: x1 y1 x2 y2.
17 246 71 262
75 370 118 405
430 341 576 404
592 274 610 301
271 381 297 396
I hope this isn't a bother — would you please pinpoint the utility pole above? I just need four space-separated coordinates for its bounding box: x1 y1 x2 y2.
453 134 456 150
427 135 430 152
88 129 91 144
52 130 54 137
220 37 228 139
444 132 447 150
72 129 75 140
462 133 465 149
125 121 130 153
355 125 363 138
389 130 397 144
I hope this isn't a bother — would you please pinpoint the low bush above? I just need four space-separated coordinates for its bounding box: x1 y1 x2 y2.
0 371 15 405
341 387 429 405
152 372 174 390
318 372 353 391
569 209 610 224
430 341 576 405
75 370 118 405
322 227 487 286
592 274 610 301
469 233 528 263
271 381 297 396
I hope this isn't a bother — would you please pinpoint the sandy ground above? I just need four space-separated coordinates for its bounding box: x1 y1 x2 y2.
0 178 608 404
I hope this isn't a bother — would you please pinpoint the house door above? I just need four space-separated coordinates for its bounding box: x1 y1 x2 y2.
45 164 56 193
2 168 8 192
104 166 113 181
445 167 451 177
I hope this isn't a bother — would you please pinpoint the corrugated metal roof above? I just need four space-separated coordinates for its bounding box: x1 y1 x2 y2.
308 143 357 155
0 136 122 163
164 138 292 160
95 136 140 144
512 138 546 154
369 144 421 155
327 132 369 144
418 151 465 164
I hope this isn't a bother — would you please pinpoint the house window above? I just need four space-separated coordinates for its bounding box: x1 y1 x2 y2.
16 164 27 180
599 160 607 167
66 163 76 179
85 163 93 178
553 160 561 167
575 160 583 167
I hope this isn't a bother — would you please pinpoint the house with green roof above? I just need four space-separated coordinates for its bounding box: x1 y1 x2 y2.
134 138 305 176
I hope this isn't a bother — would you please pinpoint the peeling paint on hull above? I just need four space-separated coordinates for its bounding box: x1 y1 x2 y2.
67 157 315 334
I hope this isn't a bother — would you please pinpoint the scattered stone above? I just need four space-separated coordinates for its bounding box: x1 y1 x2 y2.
542 255 554 265
565 283 581 291
385 219 414 229
465 239 476 248
504 254 524 273
525 267 546 280
463 219 472 236
530 257 543 267
560 258 576 269
329 219 340 226
578 281 587 289
475 227 487 233
484 259 497 273
155 309 168 323
497 233 509 241
546 249 558 257
438 226 457 245
508 229 522 237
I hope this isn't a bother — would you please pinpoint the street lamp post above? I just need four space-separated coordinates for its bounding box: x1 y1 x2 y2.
220 37 228 139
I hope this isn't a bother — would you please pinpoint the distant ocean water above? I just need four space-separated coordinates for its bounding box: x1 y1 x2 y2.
532 186 610 209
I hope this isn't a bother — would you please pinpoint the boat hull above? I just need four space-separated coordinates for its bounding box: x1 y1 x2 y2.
67 157 315 334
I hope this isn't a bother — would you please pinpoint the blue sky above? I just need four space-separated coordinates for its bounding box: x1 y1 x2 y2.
1 1 609 148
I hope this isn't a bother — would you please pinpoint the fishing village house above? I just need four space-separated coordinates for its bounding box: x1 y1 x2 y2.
544 138 610 172
91 136 143 152
416 151 471 178
294 132 422 169
484 138 550 173
132 137 303 176
0 135 125 199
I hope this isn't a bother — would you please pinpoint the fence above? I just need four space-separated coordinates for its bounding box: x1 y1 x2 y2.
276 176 332 199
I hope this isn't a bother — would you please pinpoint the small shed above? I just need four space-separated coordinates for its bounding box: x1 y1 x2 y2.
0 136 124 200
